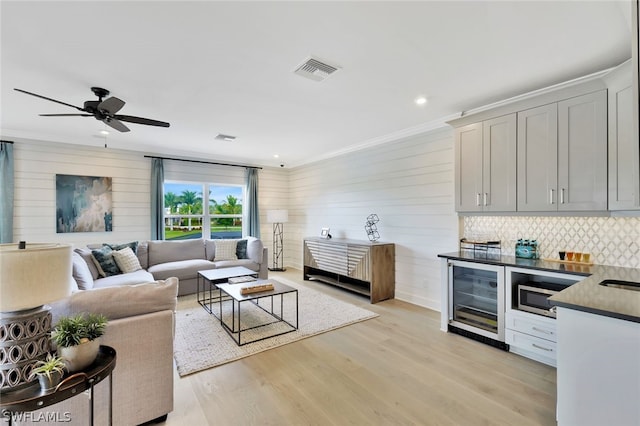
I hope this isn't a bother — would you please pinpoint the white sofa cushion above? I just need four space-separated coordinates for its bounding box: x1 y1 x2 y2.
71 252 95 290
214 239 238 261
147 259 215 281
74 247 101 280
148 239 205 266
93 269 155 289
113 247 143 273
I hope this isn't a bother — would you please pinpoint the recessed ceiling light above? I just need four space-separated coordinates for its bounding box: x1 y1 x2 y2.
100 130 109 135
273 154 280 158
415 96 427 106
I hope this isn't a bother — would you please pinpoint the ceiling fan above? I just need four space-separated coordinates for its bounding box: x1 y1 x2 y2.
14 86 170 132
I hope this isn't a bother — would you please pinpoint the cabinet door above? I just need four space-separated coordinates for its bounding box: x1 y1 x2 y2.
483 114 516 211
607 65 639 210
455 122 483 212
558 90 608 211
517 103 558 211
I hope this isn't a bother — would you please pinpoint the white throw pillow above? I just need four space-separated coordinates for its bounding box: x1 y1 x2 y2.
113 247 143 273
214 240 238 261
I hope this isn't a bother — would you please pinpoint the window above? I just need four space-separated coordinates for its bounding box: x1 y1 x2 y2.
163 182 243 240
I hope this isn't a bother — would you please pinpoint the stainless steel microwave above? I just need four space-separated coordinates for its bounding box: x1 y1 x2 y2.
517 284 559 318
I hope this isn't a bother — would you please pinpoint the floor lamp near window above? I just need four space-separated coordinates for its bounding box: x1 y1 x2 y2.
267 209 288 271
0 243 73 392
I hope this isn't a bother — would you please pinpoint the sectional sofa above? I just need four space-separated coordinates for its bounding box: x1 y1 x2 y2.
72 237 268 296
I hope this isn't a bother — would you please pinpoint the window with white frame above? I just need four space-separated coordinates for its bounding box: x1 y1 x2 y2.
163 181 244 240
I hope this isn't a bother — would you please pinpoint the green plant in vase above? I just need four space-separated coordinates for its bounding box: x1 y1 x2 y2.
51 313 108 372
31 353 66 391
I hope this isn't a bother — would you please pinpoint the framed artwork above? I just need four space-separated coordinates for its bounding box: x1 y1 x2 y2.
320 227 331 239
56 174 113 233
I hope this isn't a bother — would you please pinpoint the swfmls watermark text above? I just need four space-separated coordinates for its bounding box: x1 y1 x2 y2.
2 411 72 423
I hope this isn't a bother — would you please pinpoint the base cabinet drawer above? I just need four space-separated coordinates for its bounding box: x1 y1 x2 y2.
506 311 556 342
506 329 556 367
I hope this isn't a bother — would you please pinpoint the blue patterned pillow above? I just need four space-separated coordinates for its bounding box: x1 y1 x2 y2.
105 241 139 255
236 239 248 259
91 246 121 277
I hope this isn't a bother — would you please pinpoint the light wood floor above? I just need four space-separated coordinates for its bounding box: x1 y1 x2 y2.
164 269 557 425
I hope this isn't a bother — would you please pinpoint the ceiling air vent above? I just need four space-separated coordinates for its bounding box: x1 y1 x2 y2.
215 134 236 141
293 57 340 82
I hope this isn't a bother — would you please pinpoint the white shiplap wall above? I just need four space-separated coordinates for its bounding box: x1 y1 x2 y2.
13 139 152 247
286 127 458 309
11 139 290 251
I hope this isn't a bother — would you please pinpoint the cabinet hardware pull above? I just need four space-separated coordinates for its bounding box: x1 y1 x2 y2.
532 327 553 335
476 193 481 206
549 189 555 204
483 193 488 206
560 188 565 204
532 343 553 352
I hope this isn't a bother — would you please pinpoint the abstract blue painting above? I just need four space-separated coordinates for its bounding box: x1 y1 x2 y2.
56 174 113 233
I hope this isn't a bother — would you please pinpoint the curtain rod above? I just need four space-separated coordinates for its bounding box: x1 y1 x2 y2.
0 140 14 144
144 155 262 169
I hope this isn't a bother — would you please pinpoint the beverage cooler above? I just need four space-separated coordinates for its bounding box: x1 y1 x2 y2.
446 260 506 347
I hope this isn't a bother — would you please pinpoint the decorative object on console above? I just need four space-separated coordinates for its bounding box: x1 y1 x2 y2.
320 227 331 239
0 242 73 392
267 209 288 271
515 239 539 259
56 174 112 233
364 214 380 242
51 313 108 372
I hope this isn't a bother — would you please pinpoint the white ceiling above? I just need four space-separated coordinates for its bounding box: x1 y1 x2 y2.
0 1 633 168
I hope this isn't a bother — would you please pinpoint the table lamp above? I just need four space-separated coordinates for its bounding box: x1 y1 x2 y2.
0 242 73 392
266 210 288 271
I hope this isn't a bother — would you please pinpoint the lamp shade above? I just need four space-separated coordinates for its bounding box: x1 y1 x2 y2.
0 243 73 312
266 209 289 223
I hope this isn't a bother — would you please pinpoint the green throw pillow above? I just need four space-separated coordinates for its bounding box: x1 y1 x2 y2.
236 239 248 259
105 241 139 254
91 246 121 277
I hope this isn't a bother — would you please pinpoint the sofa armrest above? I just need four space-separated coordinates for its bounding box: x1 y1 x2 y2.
258 247 268 279
50 277 178 323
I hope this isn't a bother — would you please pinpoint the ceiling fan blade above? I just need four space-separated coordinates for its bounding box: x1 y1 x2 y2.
104 117 130 133
39 113 93 117
14 88 85 112
98 97 125 114
115 115 170 128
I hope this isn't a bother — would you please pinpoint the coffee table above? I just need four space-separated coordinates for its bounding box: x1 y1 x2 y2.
217 279 298 346
197 266 258 315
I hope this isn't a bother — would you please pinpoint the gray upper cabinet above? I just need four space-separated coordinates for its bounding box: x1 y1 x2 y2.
557 90 608 211
517 91 607 212
455 122 483 212
517 103 558 211
455 114 516 212
483 114 517 211
605 61 639 210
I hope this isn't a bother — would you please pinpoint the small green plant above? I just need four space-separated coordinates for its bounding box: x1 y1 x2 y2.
51 313 108 348
31 353 66 381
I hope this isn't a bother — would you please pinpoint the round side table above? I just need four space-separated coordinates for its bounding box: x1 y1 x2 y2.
1 345 116 426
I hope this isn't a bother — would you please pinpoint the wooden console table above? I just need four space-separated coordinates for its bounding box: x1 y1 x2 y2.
1 345 116 426
303 237 395 303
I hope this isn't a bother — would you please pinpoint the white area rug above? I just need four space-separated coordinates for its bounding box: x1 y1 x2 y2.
173 277 378 376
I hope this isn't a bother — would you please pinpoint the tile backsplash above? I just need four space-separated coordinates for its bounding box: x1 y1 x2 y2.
463 216 640 268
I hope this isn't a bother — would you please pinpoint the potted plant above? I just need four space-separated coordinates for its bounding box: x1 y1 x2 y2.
30 353 66 391
51 313 108 372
